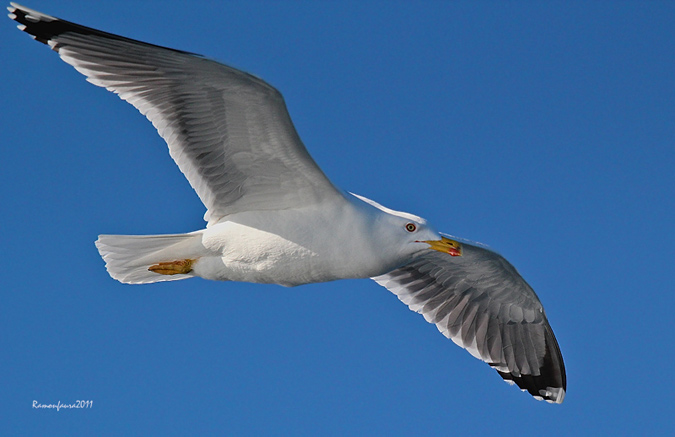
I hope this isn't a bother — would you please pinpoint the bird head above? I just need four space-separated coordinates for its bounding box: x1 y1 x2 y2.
350 192 462 259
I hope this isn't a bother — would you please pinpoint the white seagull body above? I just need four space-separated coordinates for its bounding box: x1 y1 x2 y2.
9 3 566 403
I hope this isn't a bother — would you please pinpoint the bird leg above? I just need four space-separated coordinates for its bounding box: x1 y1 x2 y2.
148 259 196 275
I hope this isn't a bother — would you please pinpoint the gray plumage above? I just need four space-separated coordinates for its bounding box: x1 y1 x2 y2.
374 239 565 403
9 3 341 226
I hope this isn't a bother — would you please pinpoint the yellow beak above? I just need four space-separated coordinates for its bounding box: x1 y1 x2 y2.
419 236 463 257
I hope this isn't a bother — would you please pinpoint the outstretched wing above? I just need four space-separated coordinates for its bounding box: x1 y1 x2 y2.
9 3 344 225
373 239 566 403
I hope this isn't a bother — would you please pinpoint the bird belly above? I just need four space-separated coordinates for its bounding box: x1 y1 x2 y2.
191 221 352 286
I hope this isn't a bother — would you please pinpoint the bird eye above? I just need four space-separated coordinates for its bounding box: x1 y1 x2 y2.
405 223 417 232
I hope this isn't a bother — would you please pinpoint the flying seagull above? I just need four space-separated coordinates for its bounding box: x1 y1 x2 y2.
8 3 566 403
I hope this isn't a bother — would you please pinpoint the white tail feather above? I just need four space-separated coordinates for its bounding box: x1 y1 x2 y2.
95 232 204 284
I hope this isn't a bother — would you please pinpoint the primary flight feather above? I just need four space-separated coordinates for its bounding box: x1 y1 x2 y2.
9 3 566 403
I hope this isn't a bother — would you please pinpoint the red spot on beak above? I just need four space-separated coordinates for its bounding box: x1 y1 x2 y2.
448 247 462 257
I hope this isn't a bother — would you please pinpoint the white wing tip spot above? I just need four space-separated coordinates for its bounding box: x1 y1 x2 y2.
542 387 565 404
503 379 565 403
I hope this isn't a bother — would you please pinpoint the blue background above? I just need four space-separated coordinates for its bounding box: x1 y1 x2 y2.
3 1 674 435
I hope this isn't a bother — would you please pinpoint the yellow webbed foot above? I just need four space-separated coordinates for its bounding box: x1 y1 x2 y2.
148 259 196 275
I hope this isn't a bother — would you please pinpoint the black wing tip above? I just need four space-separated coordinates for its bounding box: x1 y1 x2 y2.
8 2 59 45
497 371 566 404
496 325 567 404
8 2 198 55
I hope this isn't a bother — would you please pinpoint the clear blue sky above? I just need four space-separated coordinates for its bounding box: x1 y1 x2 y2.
3 1 674 435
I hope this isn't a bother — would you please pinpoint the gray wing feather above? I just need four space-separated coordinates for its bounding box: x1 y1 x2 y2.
373 240 566 403
9 4 343 224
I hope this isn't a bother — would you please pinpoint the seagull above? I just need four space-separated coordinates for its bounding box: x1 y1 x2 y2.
9 3 566 403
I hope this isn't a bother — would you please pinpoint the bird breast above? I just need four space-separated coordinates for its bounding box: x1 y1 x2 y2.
194 200 398 286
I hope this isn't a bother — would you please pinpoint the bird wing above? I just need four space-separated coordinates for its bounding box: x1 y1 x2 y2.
9 3 345 225
372 238 566 403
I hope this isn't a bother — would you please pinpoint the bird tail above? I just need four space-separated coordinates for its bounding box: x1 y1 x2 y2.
95 232 204 284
